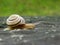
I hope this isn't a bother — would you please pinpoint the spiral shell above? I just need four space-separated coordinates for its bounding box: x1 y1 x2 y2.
6 14 25 27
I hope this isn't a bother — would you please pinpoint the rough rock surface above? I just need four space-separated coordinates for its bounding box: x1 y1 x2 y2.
0 16 60 45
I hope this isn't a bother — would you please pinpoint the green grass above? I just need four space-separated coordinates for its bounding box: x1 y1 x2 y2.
0 0 60 16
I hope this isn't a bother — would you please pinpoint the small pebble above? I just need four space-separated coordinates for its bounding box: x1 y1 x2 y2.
0 38 3 41
11 35 20 37
45 32 49 34
23 40 29 43
51 35 55 38
19 35 24 40
52 29 57 32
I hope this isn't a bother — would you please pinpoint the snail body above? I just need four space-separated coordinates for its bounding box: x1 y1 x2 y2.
5 14 35 30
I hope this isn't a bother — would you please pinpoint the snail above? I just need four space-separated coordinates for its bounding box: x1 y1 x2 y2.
4 14 43 30
4 14 35 30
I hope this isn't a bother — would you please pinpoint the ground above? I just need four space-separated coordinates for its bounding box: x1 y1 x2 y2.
0 16 60 45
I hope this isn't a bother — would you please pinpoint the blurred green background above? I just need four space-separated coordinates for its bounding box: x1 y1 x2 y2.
0 0 60 16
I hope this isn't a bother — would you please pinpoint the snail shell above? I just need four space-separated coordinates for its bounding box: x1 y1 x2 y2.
6 14 25 27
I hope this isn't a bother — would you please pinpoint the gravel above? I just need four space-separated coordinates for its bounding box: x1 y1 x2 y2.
0 16 60 45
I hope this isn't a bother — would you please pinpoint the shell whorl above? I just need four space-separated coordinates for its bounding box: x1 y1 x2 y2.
6 14 25 27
